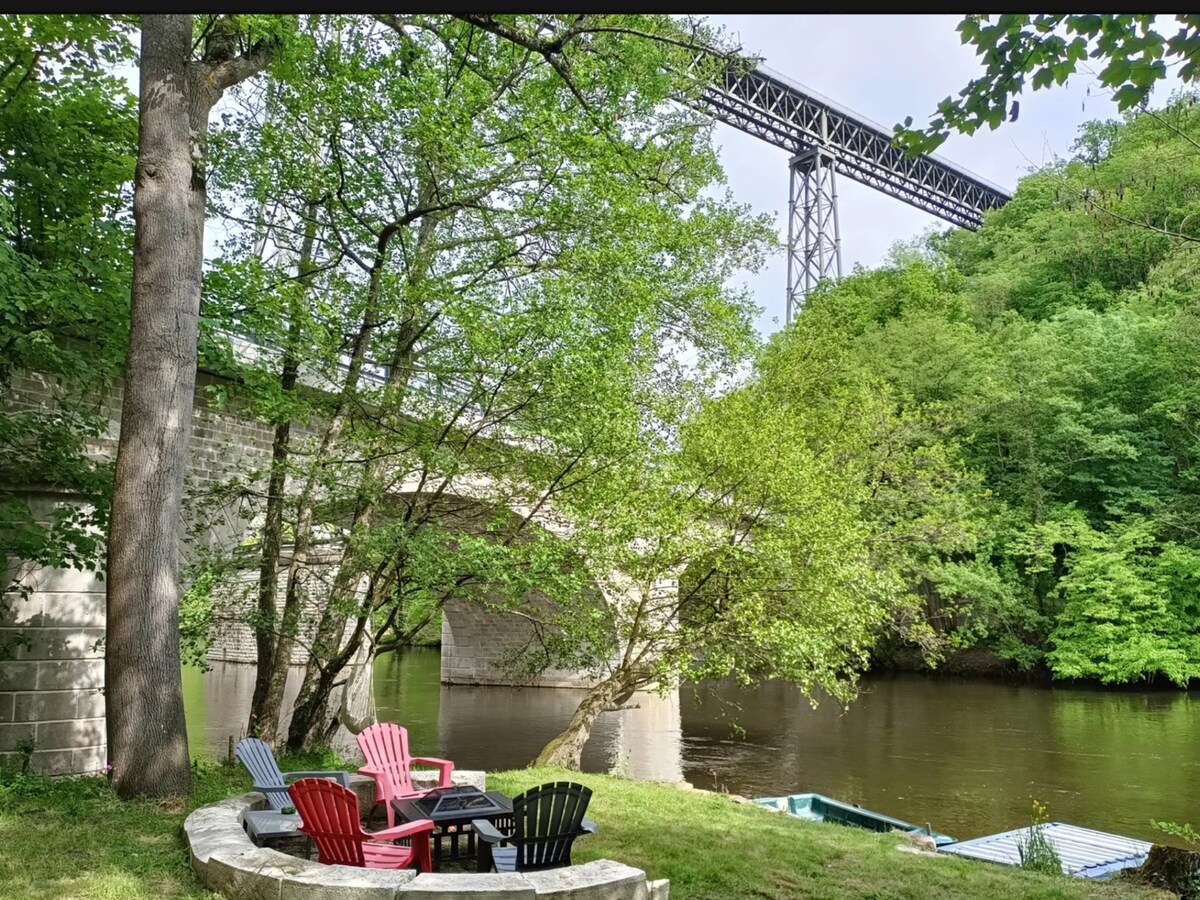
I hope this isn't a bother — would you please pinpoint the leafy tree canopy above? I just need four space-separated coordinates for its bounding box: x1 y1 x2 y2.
895 14 1200 155
806 90 1200 685
0 15 137 583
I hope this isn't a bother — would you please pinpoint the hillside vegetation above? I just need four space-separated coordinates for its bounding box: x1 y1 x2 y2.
780 93 1200 684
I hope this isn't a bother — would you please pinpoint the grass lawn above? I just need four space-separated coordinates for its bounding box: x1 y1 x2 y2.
0 761 240 899
492 768 1172 900
0 758 1174 900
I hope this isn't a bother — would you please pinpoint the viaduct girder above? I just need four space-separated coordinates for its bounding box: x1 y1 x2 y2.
692 61 1014 321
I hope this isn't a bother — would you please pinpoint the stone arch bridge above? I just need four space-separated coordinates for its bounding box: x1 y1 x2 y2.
0 363 674 775
1 53 1014 779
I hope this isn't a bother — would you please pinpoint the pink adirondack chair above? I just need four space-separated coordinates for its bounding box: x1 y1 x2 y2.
357 723 455 828
287 777 435 872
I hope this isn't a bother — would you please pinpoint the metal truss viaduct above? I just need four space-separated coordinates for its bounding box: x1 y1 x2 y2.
694 61 1013 322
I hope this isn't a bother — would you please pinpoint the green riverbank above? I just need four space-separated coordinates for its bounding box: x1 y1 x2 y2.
0 757 1174 900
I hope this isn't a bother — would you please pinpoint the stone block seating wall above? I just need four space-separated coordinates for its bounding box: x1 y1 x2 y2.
184 772 669 900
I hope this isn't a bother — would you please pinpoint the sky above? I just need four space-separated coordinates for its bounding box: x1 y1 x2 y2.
703 14 1185 338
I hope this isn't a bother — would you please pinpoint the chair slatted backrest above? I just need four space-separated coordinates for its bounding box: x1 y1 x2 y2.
288 778 367 867
512 782 593 870
357 723 415 796
235 737 287 811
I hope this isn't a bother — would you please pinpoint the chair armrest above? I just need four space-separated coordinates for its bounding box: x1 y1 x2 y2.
372 818 436 842
411 756 454 768
472 818 512 844
358 765 395 797
581 817 599 835
282 770 352 788
410 757 455 787
254 777 294 806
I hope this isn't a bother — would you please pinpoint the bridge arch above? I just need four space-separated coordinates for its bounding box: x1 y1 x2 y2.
205 475 628 691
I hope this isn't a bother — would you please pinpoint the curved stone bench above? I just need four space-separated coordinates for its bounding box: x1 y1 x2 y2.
183 773 669 900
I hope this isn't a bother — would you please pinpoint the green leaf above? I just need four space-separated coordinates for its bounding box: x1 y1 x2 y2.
1099 56 1132 86
1112 83 1146 109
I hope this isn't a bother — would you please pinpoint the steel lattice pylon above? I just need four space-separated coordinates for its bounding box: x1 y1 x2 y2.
787 148 842 323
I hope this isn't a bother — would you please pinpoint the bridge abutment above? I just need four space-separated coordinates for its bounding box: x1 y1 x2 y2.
440 595 601 688
0 491 107 775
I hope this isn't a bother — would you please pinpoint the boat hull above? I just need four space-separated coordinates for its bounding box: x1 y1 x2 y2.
752 792 957 847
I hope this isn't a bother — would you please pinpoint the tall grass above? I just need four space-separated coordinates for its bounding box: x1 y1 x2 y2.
1018 799 1064 877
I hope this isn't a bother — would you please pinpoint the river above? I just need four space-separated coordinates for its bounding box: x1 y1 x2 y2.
183 648 1200 845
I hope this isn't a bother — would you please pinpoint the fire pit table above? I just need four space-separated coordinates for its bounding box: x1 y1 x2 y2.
391 785 514 870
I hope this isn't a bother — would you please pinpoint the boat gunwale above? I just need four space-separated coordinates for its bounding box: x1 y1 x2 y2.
752 791 957 846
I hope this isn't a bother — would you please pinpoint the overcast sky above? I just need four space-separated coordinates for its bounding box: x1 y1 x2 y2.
704 14 1185 338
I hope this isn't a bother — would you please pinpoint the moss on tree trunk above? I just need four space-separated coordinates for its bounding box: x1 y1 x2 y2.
535 675 634 770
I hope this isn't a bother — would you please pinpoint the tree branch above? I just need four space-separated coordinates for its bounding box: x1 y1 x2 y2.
202 38 275 92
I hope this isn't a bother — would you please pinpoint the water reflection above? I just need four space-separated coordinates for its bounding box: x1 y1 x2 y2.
183 661 360 761
680 673 1199 844
372 651 682 781
185 652 1197 845
185 648 682 781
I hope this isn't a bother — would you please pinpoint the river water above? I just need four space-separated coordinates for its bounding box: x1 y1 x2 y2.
184 648 1200 845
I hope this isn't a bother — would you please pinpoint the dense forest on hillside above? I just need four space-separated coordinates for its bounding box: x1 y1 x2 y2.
781 93 1200 684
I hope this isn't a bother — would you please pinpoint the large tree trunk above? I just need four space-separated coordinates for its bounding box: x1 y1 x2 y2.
247 412 291 738
105 15 203 799
285 545 371 750
334 642 377 736
106 14 271 799
264 225 394 747
535 675 634 770
268 311 375 750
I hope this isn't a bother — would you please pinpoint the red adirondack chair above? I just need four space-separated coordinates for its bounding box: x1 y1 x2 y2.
357 723 456 827
287 777 435 872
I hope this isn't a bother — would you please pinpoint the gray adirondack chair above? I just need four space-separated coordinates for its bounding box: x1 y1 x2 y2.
473 781 598 873
235 737 352 847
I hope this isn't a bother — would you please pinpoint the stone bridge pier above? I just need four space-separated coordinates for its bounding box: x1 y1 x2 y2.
0 499 106 776
440 595 595 688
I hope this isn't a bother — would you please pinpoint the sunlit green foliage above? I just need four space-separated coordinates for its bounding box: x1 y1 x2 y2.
532 313 915 710
187 14 777 745
895 14 1200 155
804 92 1200 684
0 16 136 588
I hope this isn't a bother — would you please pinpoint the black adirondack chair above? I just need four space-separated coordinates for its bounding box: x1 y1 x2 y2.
234 737 352 847
472 781 598 873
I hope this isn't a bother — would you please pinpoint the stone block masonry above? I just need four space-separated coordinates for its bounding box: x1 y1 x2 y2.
0 555 106 774
1 366 283 776
205 548 362 667
440 597 598 689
